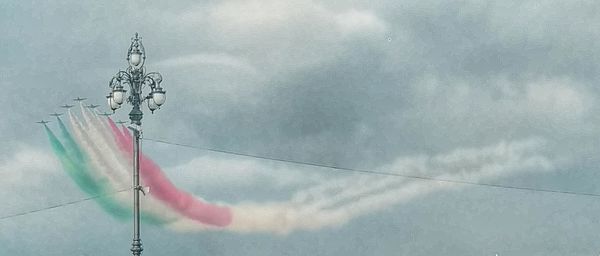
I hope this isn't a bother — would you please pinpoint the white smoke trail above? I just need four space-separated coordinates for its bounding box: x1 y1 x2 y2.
302 140 553 228
72 106 552 234
75 107 131 189
296 175 406 211
170 138 552 234
66 110 131 206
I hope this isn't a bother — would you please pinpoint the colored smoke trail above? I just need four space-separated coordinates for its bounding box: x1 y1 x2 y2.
43 124 131 219
49 107 552 234
85 111 184 224
77 107 130 183
73 108 170 225
56 115 133 219
68 110 125 190
44 125 96 193
56 117 86 165
66 111 131 208
106 118 126 151
110 120 232 227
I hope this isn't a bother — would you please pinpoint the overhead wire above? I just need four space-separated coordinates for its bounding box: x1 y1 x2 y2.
0 188 132 221
3 137 600 222
142 137 600 198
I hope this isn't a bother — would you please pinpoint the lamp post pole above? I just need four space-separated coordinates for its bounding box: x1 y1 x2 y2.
107 33 167 256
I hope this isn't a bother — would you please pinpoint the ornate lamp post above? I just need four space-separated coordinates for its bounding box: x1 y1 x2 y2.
107 33 166 256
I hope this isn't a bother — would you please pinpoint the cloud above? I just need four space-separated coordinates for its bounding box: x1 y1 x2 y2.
3 0 600 254
403 75 595 148
209 1 304 28
0 145 59 185
208 0 389 37
0 145 67 215
334 9 388 36
156 53 258 75
167 155 322 189
201 0 389 73
77 0 597 177
525 78 592 122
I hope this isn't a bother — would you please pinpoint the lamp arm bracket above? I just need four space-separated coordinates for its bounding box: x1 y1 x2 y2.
127 124 143 134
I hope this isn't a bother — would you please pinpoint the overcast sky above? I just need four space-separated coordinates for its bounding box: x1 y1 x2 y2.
2 0 600 255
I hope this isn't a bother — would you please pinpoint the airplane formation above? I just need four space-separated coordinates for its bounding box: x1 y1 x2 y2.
38 97 116 124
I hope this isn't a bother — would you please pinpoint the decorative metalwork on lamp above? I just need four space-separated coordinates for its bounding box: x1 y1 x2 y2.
107 33 166 124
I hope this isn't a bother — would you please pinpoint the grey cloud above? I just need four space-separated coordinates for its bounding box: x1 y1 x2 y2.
2 0 600 255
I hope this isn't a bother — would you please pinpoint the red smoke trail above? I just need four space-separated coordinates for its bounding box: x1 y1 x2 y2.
106 118 232 227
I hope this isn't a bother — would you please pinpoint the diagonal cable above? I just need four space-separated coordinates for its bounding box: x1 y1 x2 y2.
143 137 600 198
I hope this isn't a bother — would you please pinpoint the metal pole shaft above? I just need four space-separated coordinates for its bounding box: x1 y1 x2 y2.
131 128 143 255
110 33 160 256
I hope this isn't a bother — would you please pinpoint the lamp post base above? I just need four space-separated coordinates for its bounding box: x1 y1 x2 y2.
131 238 143 256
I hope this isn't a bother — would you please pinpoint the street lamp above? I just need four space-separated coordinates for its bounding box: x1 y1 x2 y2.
107 33 166 256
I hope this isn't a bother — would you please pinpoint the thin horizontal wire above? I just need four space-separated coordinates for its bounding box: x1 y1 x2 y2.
0 188 131 221
3 138 598 222
143 137 600 198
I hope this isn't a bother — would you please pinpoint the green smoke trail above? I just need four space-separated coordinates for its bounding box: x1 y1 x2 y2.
50 119 165 225
44 124 131 220
56 116 86 165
